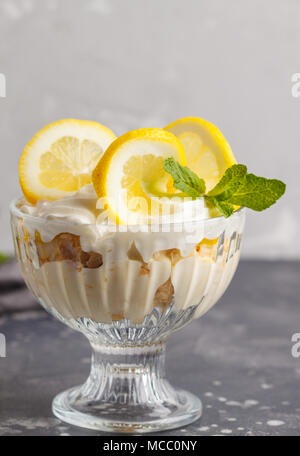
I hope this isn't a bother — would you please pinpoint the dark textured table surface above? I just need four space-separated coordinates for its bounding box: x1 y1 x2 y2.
0 260 299 436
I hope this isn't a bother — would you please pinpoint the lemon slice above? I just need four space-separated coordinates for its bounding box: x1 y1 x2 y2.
19 119 116 204
165 117 236 191
92 128 186 224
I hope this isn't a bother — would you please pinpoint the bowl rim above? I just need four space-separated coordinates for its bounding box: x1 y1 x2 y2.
9 196 245 229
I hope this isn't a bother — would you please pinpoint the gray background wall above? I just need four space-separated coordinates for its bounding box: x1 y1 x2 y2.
0 0 298 258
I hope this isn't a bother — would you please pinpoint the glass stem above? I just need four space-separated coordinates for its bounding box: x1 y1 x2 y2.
52 339 202 432
79 342 174 406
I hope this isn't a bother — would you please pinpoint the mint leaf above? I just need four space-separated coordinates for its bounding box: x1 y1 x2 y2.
207 164 247 199
229 174 286 211
163 158 286 217
164 157 206 197
206 197 235 218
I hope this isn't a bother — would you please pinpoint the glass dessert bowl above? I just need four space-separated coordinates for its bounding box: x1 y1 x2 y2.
11 116 285 433
10 191 245 433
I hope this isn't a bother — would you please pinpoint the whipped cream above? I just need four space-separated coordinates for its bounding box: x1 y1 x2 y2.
18 185 245 263
20 184 215 224
20 184 101 225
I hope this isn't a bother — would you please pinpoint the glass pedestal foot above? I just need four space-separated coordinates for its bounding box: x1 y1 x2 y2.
52 343 202 433
52 386 202 433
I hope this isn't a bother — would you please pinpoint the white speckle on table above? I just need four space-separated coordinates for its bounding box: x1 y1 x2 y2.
198 426 210 432
218 397 227 402
226 401 242 407
281 401 290 406
261 383 273 390
221 429 232 434
211 424 218 427
204 392 213 397
237 427 244 431
256 421 263 425
213 380 222 386
227 417 237 422
57 426 69 432
267 420 285 427
206 404 212 409
226 399 259 408
0 427 22 436
0 417 57 431
244 400 259 408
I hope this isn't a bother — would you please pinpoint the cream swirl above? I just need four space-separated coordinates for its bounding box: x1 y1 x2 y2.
17 184 244 263
19 184 214 226
20 184 101 225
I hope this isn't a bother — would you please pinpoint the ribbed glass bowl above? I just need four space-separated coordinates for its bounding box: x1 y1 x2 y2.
10 199 245 433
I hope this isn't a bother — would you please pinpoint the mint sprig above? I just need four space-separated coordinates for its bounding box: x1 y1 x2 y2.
163 158 286 218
